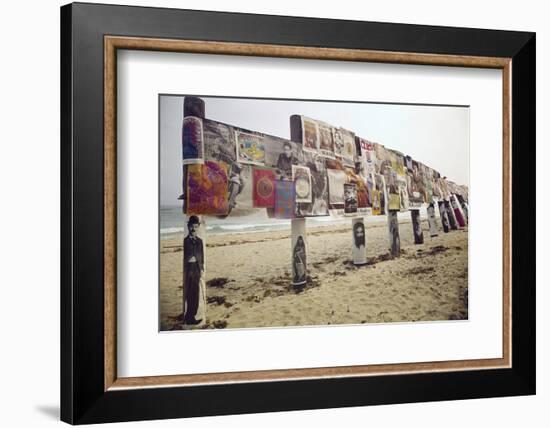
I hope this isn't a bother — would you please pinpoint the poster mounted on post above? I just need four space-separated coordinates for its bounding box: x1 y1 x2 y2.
293 164 313 203
182 116 204 164
301 116 320 153
236 130 266 165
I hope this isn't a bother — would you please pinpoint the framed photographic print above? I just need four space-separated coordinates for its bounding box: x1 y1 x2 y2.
61 2 535 424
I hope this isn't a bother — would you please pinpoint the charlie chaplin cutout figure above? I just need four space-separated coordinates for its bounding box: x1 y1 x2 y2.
183 215 204 325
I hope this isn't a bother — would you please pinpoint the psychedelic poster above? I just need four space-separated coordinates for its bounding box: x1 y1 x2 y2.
274 180 295 219
252 168 276 208
236 131 265 165
344 183 358 214
182 116 204 164
187 161 229 215
318 122 335 159
301 116 319 153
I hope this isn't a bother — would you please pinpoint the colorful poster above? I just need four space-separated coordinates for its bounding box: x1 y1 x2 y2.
187 161 229 215
344 183 358 214
344 168 370 208
301 116 319 153
236 131 265 165
274 180 295 219
318 122 335 159
327 168 347 207
388 193 401 211
292 165 312 203
202 120 247 216
252 168 276 208
182 116 204 164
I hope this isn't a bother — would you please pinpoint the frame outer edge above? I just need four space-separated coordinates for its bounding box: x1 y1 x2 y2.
510 33 536 392
60 3 75 425
63 3 536 423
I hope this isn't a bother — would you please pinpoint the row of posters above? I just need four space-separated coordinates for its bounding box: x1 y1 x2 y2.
181 114 468 218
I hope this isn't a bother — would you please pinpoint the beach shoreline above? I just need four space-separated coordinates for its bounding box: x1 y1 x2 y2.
160 218 468 331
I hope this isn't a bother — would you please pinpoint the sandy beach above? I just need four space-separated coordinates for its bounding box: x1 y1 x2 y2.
160 217 468 331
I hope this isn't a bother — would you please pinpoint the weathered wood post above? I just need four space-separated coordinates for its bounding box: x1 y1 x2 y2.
437 200 450 233
411 209 424 244
388 210 400 257
451 194 466 228
456 194 469 223
427 203 439 237
444 200 459 230
291 218 308 286
352 217 367 265
289 115 309 286
182 96 207 326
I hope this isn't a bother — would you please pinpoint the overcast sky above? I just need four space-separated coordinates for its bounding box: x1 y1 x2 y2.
160 95 469 206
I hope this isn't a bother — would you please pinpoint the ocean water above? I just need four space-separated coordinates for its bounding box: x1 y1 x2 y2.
160 205 355 238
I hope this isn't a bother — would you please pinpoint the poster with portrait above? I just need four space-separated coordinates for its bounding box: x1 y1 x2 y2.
339 128 356 167
375 173 387 215
291 218 307 286
182 116 204 164
296 152 330 217
318 122 335 159
344 183 358 214
352 217 367 265
301 116 320 153
264 136 304 181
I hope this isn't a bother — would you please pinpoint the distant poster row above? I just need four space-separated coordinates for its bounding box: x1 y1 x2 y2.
181 114 468 219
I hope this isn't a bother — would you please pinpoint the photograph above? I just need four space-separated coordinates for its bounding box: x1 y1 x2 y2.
160 95 470 331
